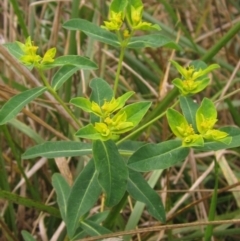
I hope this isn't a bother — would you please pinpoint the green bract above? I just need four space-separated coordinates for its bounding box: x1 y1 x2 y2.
196 98 232 144
166 108 204 147
16 36 56 68
171 60 220 96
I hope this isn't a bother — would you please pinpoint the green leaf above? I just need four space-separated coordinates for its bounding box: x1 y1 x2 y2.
4 42 24 59
118 140 145 156
70 97 92 113
80 220 112 237
72 211 110 240
63 19 120 47
128 0 143 8
52 65 80 90
127 169 166 223
196 127 240 151
90 78 113 105
179 96 199 132
0 86 47 125
52 174 70 222
93 140 128 207
45 55 98 69
9 119 44 144
21 231 37 241
127 34 181 50
128 140 189 171
22 141 92 159
75 124 108 140
90 78 114 123
196 98 217 134
66 159 101 238
110 0 128 12
116 91 135 109
166 108 189 138
116 101 151 126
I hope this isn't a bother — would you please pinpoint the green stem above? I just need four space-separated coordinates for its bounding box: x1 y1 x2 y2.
113 46 126 96
9 0 29 38
201 20 240 62
0 189 60 218
103 192 128 230
38 69 82 127
117 99 179 145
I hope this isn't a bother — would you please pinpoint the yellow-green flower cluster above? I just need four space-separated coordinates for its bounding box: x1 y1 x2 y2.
91 97 133 140
17 36 56 67
167 98 231 147
102 11 124 31
102 4 160 33
171 60 220 96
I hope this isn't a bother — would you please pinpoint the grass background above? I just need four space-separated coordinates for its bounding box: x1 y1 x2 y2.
0 0 240 240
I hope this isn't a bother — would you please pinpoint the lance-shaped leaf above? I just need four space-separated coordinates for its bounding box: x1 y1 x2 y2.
0 87 46 125
22 141 92 159
80 220 112 237
93 140 128 207
44 55 98 69
52 174 70 222
127 169 166 223
63 19 120 47
127 34 180 50
179 96 199 132
128 140 189 172
52 65 80 90
66 159 101 238
21 231 37 241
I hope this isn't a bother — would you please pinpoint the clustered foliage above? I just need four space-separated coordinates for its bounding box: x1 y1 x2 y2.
1 0 240 240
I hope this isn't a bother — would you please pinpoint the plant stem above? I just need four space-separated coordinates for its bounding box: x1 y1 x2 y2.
38 69 82 127
103 192 128 230
0 190 60 218
113 46 126 96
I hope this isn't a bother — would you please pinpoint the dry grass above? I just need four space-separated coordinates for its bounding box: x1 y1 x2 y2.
0 0 240 240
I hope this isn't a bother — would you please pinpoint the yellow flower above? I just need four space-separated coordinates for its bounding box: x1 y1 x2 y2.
91 102 102 116
94 123 111 137
102 11 123 31
41 48 56 64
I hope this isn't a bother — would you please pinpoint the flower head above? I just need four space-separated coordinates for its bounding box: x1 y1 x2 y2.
16 36 56 68
171 60 220 96
102 11 123 31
